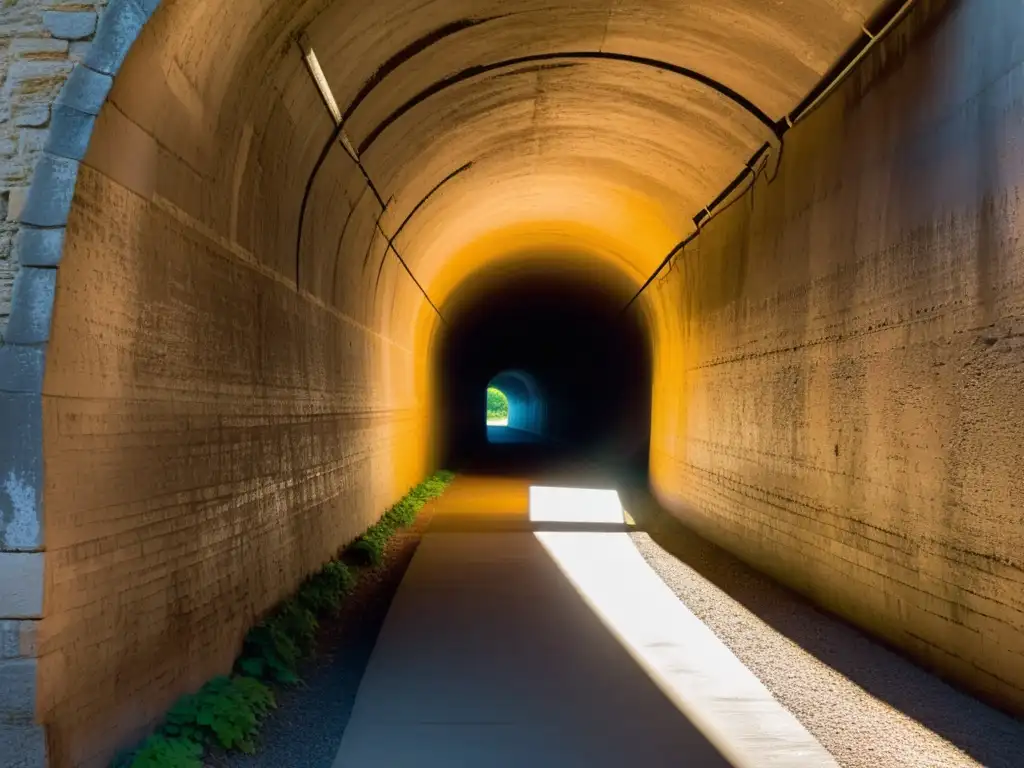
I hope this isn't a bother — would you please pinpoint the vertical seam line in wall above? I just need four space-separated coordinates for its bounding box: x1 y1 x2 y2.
620 142 769 315
295 37 446 323
373 161 474 293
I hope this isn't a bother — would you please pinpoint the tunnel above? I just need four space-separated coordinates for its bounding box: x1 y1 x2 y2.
486 370 545 438
2 0 1024 765
437 258 651 474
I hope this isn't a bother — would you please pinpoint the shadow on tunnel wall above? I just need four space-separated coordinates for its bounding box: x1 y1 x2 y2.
434 258 652 484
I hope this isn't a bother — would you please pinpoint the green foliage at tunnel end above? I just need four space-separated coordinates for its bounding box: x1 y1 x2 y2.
486 386 509 420
346 470 455 566
110 470 455 767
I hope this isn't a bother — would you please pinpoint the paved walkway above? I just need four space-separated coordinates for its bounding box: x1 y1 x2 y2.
331 477 835 768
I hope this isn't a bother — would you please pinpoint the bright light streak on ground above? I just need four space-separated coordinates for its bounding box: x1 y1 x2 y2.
528 486 625 524
531 486 837 768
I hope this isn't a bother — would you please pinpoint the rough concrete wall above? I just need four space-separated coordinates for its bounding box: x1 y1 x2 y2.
0 0 106 341
649 0 1024 715
2 1 434 765
39 162 426 767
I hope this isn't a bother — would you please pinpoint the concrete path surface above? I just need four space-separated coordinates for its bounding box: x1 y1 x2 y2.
331 477 836 768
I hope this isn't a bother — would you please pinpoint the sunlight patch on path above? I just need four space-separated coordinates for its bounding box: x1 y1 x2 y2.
531 485 837 768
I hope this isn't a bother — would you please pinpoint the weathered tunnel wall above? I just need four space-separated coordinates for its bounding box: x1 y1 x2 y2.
3 2 437 765
648 0 1024 713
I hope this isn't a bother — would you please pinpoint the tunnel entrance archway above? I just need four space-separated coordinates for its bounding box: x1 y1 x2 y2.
485 370 547 444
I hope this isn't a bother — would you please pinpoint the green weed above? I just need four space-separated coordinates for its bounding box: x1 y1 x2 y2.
117 734 202 768
116 676 274 767
347 471 454 566
162 675 275 753
297 560 356 615
111 470 453 767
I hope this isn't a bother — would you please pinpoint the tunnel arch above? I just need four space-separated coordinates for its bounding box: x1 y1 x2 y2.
487 369 546 438
355 50 783 155
0 0 930 764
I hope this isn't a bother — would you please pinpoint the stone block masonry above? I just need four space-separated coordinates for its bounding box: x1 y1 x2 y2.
1 2 106 765
0 0 106 343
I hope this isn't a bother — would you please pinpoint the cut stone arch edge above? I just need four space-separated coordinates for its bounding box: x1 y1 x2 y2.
0 17 150 765
8 0 149 334
1 0 157 563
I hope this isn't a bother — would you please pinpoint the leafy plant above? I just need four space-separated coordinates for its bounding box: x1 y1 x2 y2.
274 602 319 656
348 535 385 567
162 675 274 754
297 560 355 615
111 471 454 767
347 471 455 566
237 620 301 684
121 734 203 768
486 386 509 420
237 564 352 682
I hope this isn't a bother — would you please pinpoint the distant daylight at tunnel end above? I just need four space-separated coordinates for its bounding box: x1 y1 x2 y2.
2 0 1024 766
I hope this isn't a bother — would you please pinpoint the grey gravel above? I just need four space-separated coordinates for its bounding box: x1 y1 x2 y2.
625 499 1024 768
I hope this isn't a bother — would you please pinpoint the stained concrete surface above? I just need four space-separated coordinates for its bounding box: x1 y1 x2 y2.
335 532 729 768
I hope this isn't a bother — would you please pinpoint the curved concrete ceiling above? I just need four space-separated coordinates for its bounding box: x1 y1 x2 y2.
99 0 884 315
304 0 880 277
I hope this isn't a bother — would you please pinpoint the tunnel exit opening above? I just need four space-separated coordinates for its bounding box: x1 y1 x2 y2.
485 370 546 445
486 386 509 427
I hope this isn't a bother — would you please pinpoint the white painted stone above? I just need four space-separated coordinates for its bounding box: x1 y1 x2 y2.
6 190 28 222
0 554 43 618
0 620 38 659
0 659 37 714
13 105 50 129
69 41 92 62
2 58 75 95
17 130 48 158
0 723 46 767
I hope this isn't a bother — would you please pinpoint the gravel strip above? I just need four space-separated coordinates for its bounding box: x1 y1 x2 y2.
625 497 1024 768
209 505 437 768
